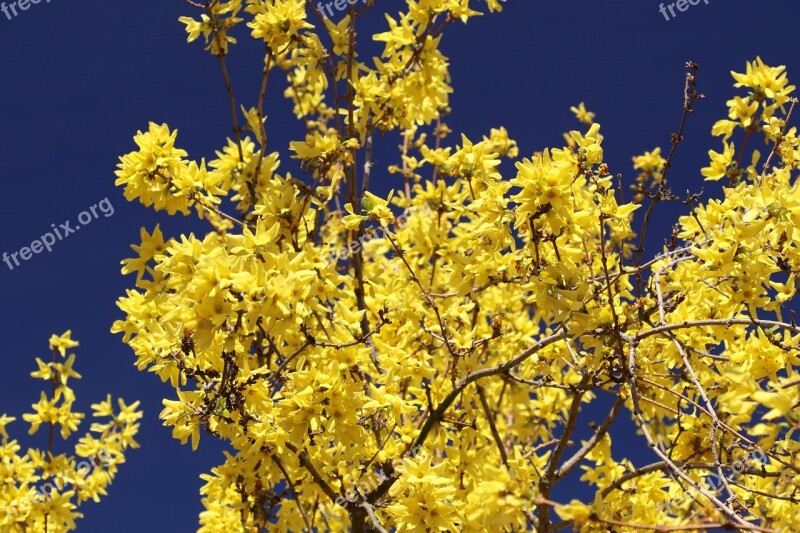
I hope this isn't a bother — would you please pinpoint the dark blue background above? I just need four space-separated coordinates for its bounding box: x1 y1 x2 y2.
1 1 797 531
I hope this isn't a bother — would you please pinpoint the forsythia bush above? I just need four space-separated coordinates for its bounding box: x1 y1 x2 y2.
0 332 142 532
113 1 800 531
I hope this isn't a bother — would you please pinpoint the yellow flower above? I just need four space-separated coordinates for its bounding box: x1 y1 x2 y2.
632 147 666 176
121 225 169 285
49 330 79 357
701 141 735 181
732 57 795 105
0 414 15 441
342 202 367 230
570 102 596 125
113 8 800 530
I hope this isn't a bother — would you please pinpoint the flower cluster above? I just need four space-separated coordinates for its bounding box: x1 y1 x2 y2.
0 332 142 532
113 1 800 531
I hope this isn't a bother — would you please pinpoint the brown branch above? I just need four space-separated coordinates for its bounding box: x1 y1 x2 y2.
537 375 591 532
554 394 624 482
285 442 339 503
365 327 569 506
477 385 509 468
205 1 244 161
360 501 389 533
762 97 799 173
634 317 800 343
599 460 780 498
273 455 313 532
625 342 754 529
251 50 274 205
590 516 777 532
634 62 702 297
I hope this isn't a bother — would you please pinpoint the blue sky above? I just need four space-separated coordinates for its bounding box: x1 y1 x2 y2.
1 0 798 531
